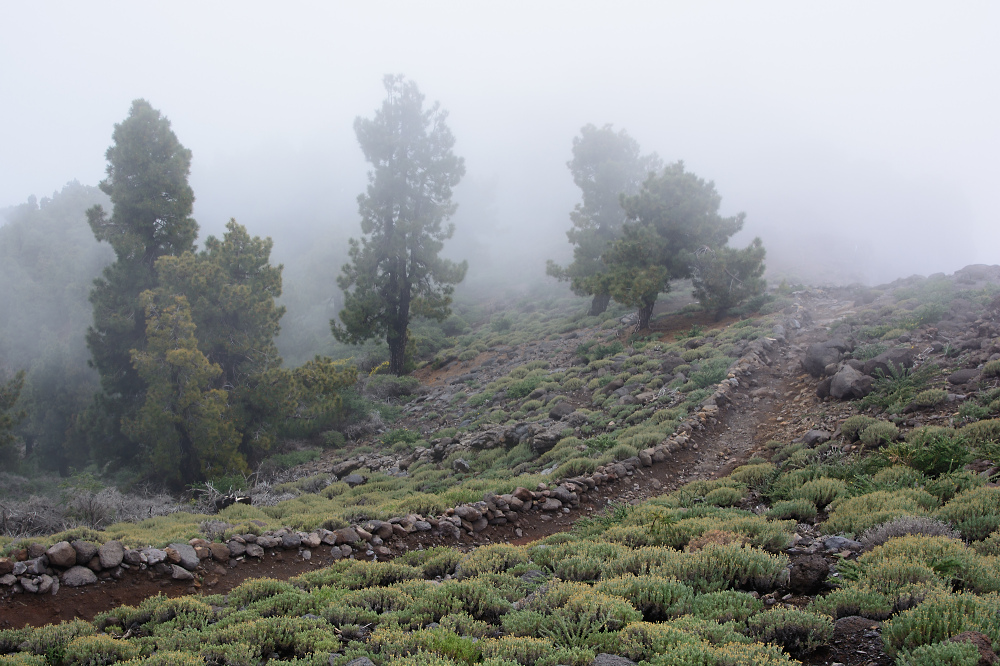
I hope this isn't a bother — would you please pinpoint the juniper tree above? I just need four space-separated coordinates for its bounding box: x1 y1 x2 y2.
333 75 467 375
547 124 661 315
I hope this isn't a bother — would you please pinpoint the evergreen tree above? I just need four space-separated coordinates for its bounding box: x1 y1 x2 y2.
547 124 661 315
124 292 243 487
606 162 745 330
85 100 198 463
690 238 767 319
333 75 467 375
156 220 291 465
0 370 26 467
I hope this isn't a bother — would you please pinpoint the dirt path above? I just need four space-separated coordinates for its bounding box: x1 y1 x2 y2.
1 292 855 630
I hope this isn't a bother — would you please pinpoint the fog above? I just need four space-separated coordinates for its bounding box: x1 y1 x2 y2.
2 2 998 289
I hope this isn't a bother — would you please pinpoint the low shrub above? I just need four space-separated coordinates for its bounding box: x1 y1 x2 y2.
881 592 1000 657
744 607 834 656
791 477 847 509
824 489 939 536
858 516 961 551
860 421 900 447
767 499 817 521
898 640 981 666
808 586 893 620
935 486 1000 541
912 389 947 409
842 415 878 442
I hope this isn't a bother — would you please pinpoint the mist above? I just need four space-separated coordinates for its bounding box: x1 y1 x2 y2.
2 2 997 295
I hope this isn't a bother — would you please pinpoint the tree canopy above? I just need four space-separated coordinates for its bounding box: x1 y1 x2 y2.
547 124 661 315
85 99 199 463
333 75 467 375
604 162 750 329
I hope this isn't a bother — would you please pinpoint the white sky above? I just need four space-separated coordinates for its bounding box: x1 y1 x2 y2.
2 1 997 284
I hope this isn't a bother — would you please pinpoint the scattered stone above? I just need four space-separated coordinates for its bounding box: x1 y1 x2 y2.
62 566 98 587
948 368 981 385
171 564 195 581
45 541 77 569
788 554 830 594
342 473 368 488
98 540 124 569
167 543 200 571
72 540 99 565
829 365 873 400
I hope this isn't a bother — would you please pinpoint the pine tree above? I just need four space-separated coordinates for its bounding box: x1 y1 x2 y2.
85 100 198 463
547 124 661 315
124 292 243 487
606 162 745 330
156 220 291 465
333 75 467 375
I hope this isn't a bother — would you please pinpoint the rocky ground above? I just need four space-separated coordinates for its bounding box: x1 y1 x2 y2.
3 265 1000 666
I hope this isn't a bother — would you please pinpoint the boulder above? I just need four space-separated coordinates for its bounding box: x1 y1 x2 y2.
143 548 167 565
540 498 563 511
62 566 98 587
72 540 99 565
245 544 264 558
824 536 862 552
342 473 368 488
210 543 230 562
333 527 361 545
98 540 124 569
802 339 848 377
548 401 576 420
948 368 981 385
454 505 482 522
592 655 637 666
788 554 830 594
45 541 77 569
863 347 916 377
171 564 195 581
830 365 873 400
801 430 833 446
331 459 362 477
167 543 200 571
452 458 471 473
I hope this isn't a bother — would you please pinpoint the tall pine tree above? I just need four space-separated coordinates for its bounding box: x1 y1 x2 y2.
85 100 198 463
333 75 467 375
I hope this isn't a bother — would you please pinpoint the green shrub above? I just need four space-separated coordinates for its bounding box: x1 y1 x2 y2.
703 486 745 507
982 360 1000 378
728 463 777 491
593 575 693 621
842 415 878 442
790 477 847 509
688 590 763 622
898 640 981 666
767 499 818 521
860 421 900 447
913 389 948 408
885 432 971 477
925 471 986 503
824 489 939 536
808 587 893 620
456 545 529 578
744 607 834 656
871 465 927 490
881 592 1000 657
935 486 1000 541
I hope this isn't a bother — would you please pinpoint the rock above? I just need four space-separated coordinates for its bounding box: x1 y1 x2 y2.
46 542 77 569
548 401 576 420
948 631 998 665
24 557 47 576
227 540 247 557
62 566 98 587
803 339 848 377
342 473 368 488
210 543 230 562
452 457 471 473
788 554 830 594
863 347 916 377
540 498 563 511
72 540 99 565
948 368 981 385
123 550 142 566
334 527 361 545
143 548 168 565
331 459 362 477
551 485 578 504
171 564 195 581
824 536 862 552
801 430 832 446
21 577 39 593
0 574 15 586
830 365 873 400
591 655 637 666
530 425 565 454
281 533 302 549
454 506 482 522
345 658 377 666
167 543 200 571
512 487 533 502
245 544 264 558
27 543 46 559
98 540 124 569
815 377 832 399
0 558 12 575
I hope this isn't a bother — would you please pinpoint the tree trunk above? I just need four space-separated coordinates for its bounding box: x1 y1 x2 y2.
589 292 611 316
388 331 408 376
636 301 654 332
